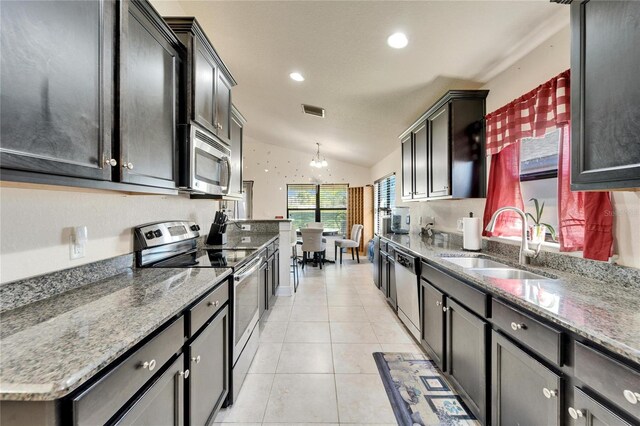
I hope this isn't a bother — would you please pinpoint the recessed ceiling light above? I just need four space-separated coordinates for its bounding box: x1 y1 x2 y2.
289 72 305 82
387 32 408 49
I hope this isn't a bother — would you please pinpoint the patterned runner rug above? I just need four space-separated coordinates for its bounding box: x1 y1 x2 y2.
373 352 479 426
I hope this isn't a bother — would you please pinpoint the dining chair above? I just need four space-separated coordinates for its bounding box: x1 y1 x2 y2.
300 228 326 269
334 224 364 264
307 222 324 229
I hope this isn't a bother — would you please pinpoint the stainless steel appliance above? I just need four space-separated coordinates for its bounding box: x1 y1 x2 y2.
180 123 232 196
133 220 261 405
394 249 420 340
391 207 410 234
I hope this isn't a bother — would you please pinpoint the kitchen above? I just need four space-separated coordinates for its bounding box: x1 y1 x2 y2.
1 1 639 425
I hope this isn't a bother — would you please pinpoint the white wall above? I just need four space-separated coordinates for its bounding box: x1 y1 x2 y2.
368 25 640 269
0 184 219 284
243 139 371 220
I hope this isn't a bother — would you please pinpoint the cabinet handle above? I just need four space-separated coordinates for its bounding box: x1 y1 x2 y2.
442 306 449 312
123 162 134 170
568 407 584 419
179 369 190 379
104 158 117 167
191 355 201 364
435 301 442 306
510 322 525 331
207 300 220 308
140 359 156 371
623 389 640 404
542 388 557 399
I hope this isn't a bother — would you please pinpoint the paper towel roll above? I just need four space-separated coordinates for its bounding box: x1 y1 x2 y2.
463 217 482 251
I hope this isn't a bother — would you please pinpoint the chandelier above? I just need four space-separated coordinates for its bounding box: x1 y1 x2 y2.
309 142 328 168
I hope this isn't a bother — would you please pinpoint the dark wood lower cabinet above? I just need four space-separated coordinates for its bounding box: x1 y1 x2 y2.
114 354 185 426
421 280 445 370
188 306 229 426
569 387 633 426
491 330 561 426
266 255 275 308
259 261 267 319
272 250 280 295
446 298 487 424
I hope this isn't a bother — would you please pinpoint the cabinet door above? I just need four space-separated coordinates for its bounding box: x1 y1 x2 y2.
114 354 185 426
412 121 429 198
272 250 280 293
193 37 217 134
421 281 445 370
119 1 178 189
446 298 487 423
228 110 244 197
215 72 232 144
428 104 451 198
491 330 561 426
259 262 267 318
188 307 229 426
380 255 389 298
401 135 414 199
570 1 640 190
0 0 114 180
266 256 275 308
570 387 633 426
387 258 397 310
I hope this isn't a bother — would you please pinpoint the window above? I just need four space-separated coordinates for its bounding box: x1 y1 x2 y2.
287 184 348 233
519 129 561 241
374 174 396 233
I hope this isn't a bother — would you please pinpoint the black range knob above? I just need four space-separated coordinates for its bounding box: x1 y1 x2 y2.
153 229 163 238
190 224 199 231
145 231 155 240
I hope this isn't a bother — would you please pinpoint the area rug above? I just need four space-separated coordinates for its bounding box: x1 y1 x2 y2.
373 352 479 426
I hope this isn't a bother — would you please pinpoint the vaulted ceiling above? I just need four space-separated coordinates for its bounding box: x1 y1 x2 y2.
170 1 568 167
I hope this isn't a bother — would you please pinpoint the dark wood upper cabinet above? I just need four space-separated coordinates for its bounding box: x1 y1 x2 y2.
0 0 115 181
165 17 237 146
400 90 487 201
401 134 413 199
570 1 640 190
118 0 182 189
491 331 562 426
226 106 245 199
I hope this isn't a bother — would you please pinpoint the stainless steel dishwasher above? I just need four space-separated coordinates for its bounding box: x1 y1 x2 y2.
394 249 420 340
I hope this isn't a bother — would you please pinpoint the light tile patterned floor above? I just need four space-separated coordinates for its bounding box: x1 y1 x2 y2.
215 260 424 425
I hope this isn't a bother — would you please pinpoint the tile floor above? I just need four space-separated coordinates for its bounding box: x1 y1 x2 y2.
214 260 426 425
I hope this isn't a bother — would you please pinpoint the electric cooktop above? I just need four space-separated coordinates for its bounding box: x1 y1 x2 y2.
153 248 257 269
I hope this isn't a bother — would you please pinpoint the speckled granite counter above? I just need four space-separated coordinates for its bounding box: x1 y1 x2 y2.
380 233 640 365
0 267 231 401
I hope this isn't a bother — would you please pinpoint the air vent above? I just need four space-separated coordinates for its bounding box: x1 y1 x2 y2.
195 129 231 156
302 104 325 118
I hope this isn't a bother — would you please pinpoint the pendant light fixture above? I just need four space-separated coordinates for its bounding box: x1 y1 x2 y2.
309 142 328 168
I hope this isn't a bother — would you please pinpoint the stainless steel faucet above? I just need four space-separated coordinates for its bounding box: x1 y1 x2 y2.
485 206 540 265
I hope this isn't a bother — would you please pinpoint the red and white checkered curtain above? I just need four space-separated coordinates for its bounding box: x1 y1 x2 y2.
485 70 570 156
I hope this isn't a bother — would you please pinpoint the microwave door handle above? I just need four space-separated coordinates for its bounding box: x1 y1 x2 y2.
223 157 232 195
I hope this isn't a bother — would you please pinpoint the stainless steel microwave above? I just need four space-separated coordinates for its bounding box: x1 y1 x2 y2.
181 123 231 195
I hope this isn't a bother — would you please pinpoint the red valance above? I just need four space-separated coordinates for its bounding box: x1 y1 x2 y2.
485 70 570 156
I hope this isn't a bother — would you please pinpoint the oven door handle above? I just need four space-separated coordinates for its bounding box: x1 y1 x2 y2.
234 256 264 282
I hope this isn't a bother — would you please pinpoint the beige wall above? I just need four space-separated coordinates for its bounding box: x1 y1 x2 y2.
149 0 186 16
368 25 640 269
0 184 219 284
243 139 371 220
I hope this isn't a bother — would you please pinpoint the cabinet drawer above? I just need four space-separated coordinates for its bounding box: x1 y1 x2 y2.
491 299 562 366
571 387 633 426
422 262 488 317
73 316 184 426
189 280 229 337
574 341 640 420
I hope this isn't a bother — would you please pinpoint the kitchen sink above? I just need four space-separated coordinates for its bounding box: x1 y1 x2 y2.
467 268 554 280
441 257 511 269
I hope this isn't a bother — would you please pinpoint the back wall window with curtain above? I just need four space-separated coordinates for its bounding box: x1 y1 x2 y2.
287 184 348 233
374 174 395 233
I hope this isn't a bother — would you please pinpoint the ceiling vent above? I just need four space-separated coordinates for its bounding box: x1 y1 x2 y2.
301 104 325 118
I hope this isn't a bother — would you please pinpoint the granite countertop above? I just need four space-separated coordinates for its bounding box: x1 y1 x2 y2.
203 233 279 251
0 267 231 401
380 233 640 365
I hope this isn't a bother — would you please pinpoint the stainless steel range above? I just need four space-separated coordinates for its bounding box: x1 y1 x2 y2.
134 220 262 405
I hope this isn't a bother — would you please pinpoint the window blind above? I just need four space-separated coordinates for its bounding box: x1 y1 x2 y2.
374 174 395 233
287 183 348 233
287 184 317 209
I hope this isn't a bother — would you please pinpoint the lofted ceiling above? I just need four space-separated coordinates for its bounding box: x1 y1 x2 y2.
173 1 568 168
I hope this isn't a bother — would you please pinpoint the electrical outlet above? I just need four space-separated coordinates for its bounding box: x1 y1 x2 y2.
241 224 251 231
70 226 88 260
241 236 252 243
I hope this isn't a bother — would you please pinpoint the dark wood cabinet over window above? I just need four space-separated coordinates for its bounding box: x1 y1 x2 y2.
400 90 487 201
569 0 640 190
